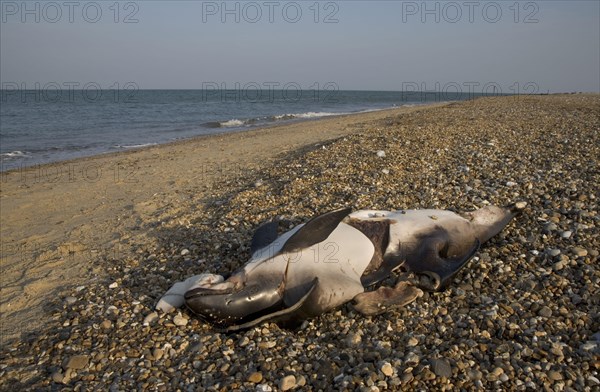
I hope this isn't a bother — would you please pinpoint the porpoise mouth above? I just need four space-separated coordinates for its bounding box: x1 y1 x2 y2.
184 286 235 298
184 276 287 327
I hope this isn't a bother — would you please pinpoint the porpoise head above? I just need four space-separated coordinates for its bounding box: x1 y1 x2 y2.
184 254 290 327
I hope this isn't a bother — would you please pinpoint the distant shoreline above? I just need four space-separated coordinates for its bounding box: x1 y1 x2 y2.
0 103 437 175
7 89 577 173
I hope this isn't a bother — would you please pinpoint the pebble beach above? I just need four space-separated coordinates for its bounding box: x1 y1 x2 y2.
1 94 598 390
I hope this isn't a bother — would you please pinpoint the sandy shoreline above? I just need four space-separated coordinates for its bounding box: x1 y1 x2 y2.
0 103 445 345
1 94 598 390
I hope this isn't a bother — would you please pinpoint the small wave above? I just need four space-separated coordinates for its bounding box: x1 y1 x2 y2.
220 119 245 128
272 114 297 121
114 143 158 149
291 111 343 119
272 111 344 120
1 150 30 160
213 111 347 130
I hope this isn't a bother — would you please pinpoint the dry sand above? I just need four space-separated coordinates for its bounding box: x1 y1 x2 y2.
0 103 444 345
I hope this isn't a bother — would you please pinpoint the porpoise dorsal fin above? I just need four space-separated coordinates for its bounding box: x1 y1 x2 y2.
281 208 352 253
250 221 280 254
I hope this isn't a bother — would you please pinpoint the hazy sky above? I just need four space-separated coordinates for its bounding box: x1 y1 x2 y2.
1 1 599 93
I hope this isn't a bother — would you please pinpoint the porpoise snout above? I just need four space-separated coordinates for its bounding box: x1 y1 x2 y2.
185 276 286 326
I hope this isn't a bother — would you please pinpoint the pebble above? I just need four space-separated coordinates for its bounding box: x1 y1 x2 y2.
345 333 362 346
550 344 564 357
51 370 64 383
407 337 418 347
279 375 296 391
256 384 272 392
429 358 452 378
101 320 112 329
552 260 566 271
152 348 164 360
64 296 77 305
248 372 263 383
405 352 420 365
380 362 394 377
376 150 386 158
538 306 553 317
173 314 188 326
468 369 483 380
238 336 250 347
548 371 563 381
143 312 159 325
180 249 190 256
546 248 561 257
572 247 588 257
63 355 89 370
108 282 119 289
560 230 572 238
258 341 276 349
381 169 390 175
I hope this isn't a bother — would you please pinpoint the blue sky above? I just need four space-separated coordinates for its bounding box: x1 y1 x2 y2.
1 1 599 92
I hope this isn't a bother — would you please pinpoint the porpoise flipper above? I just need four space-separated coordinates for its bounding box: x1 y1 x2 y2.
352 281 423 316
281 208 352 253
251 221 280 254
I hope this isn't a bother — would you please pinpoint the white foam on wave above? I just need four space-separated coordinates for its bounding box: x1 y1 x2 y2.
295 111 342 118
220 119 245 127
1 150 30 160
115 143 158 149
275 111 343 120
217 108 400 130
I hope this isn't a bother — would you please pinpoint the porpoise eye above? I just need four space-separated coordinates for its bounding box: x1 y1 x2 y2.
247 286 259 300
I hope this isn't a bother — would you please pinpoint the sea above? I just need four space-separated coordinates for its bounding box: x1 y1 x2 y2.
0 89 484 171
